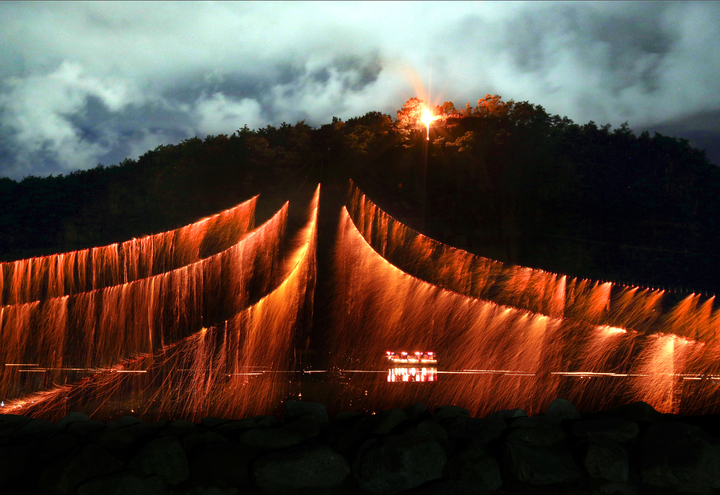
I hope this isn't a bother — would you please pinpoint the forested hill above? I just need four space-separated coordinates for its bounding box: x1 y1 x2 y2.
1 95 719 295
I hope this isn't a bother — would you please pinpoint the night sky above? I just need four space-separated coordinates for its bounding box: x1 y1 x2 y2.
1 1 718 180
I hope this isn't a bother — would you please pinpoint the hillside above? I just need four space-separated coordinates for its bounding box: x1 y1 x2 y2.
1 95 718 294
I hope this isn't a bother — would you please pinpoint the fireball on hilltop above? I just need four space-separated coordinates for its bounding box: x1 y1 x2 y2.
395 97 443 141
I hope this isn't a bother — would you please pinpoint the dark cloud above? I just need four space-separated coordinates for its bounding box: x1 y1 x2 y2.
0 2 717 180
645 109 720 166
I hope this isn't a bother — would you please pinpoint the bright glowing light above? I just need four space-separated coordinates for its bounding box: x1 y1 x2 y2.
419 107 439 140
420 108 436 126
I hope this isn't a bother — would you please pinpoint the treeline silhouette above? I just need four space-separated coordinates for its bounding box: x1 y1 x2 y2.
1 95 718 295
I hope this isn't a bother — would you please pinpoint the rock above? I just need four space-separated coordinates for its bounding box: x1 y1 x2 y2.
10 417 55 438
241 415 322 450
583 438 629 482
172 487 239 495
571 418 640 444
32 432 79 463
434 415 471 438
354 408 408 435
128 437 189 485
432 405 471 422
596 481 637 495
545 398 581 422
640 421 720 491
56 412 89 429
284 400 329 423
88 427 136 460
117 416 144 427
447 439 503 491
503 440 582 485
38 445 124 494
253 444 350 491
0 413 32 437
213 418 258 437
0 443 33 487
404 403 429 421
401 419 448 445
68 419 107 437
508 415 554 428
159 419 197 437
486 408 527 421
353 436 446 494
200 417 229 429
121 420 167 438
77 472 167 495
253 415 279 428
332 410 364 427
183 431 228 454
506 425 567 448
468 417 507 442
605 402 662 423
401 478 491 495
189 441 258 488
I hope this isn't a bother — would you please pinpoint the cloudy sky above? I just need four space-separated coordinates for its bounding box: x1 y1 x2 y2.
1 1 718 180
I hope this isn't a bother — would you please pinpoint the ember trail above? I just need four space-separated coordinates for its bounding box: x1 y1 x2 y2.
2 179 720 420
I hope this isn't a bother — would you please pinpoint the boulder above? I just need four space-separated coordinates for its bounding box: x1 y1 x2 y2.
486 408 526 421
241 414 322 450
56 412 90 429
447 439 503 491
77 472 167 495
253 444 350 491
403 403 430 421
605 401 662 423
189 441 258 488
68 419 107 437
544 398 581 422
332 410 364 427
353 436 446 494
571 418 640 444
183 431 228 454
10 417 55 438
503 440 582 485
284 400 329 423
0 442 33 487
128 437 189 485
401 419 448 446
172 487 240 495
87 427 136 460
431 405 471 422
583 438 629 482
213 418 258 438
117 416 144 427
401 479 491 495
0 413 32 437
506 425 567 448
200 417 230 429
32 432 79 463
159 419 197 438
640 421 720 491
354 408 408 435
120 420 167 438
253 415 279 428
38 444 124 494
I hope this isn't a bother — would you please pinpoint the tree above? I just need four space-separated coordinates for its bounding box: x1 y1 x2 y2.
395 97 427 130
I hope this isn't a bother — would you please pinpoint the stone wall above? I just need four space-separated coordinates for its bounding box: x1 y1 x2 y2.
2 398 720 495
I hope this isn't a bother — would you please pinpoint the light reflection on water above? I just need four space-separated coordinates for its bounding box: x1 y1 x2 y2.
4 363 720 420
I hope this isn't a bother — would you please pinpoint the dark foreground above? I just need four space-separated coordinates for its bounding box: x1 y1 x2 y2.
1 398 719 495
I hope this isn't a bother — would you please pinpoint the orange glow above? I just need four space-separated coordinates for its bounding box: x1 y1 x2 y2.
330 183 720 416
419 107 439 140
388 367 437 383
386 351 437 364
